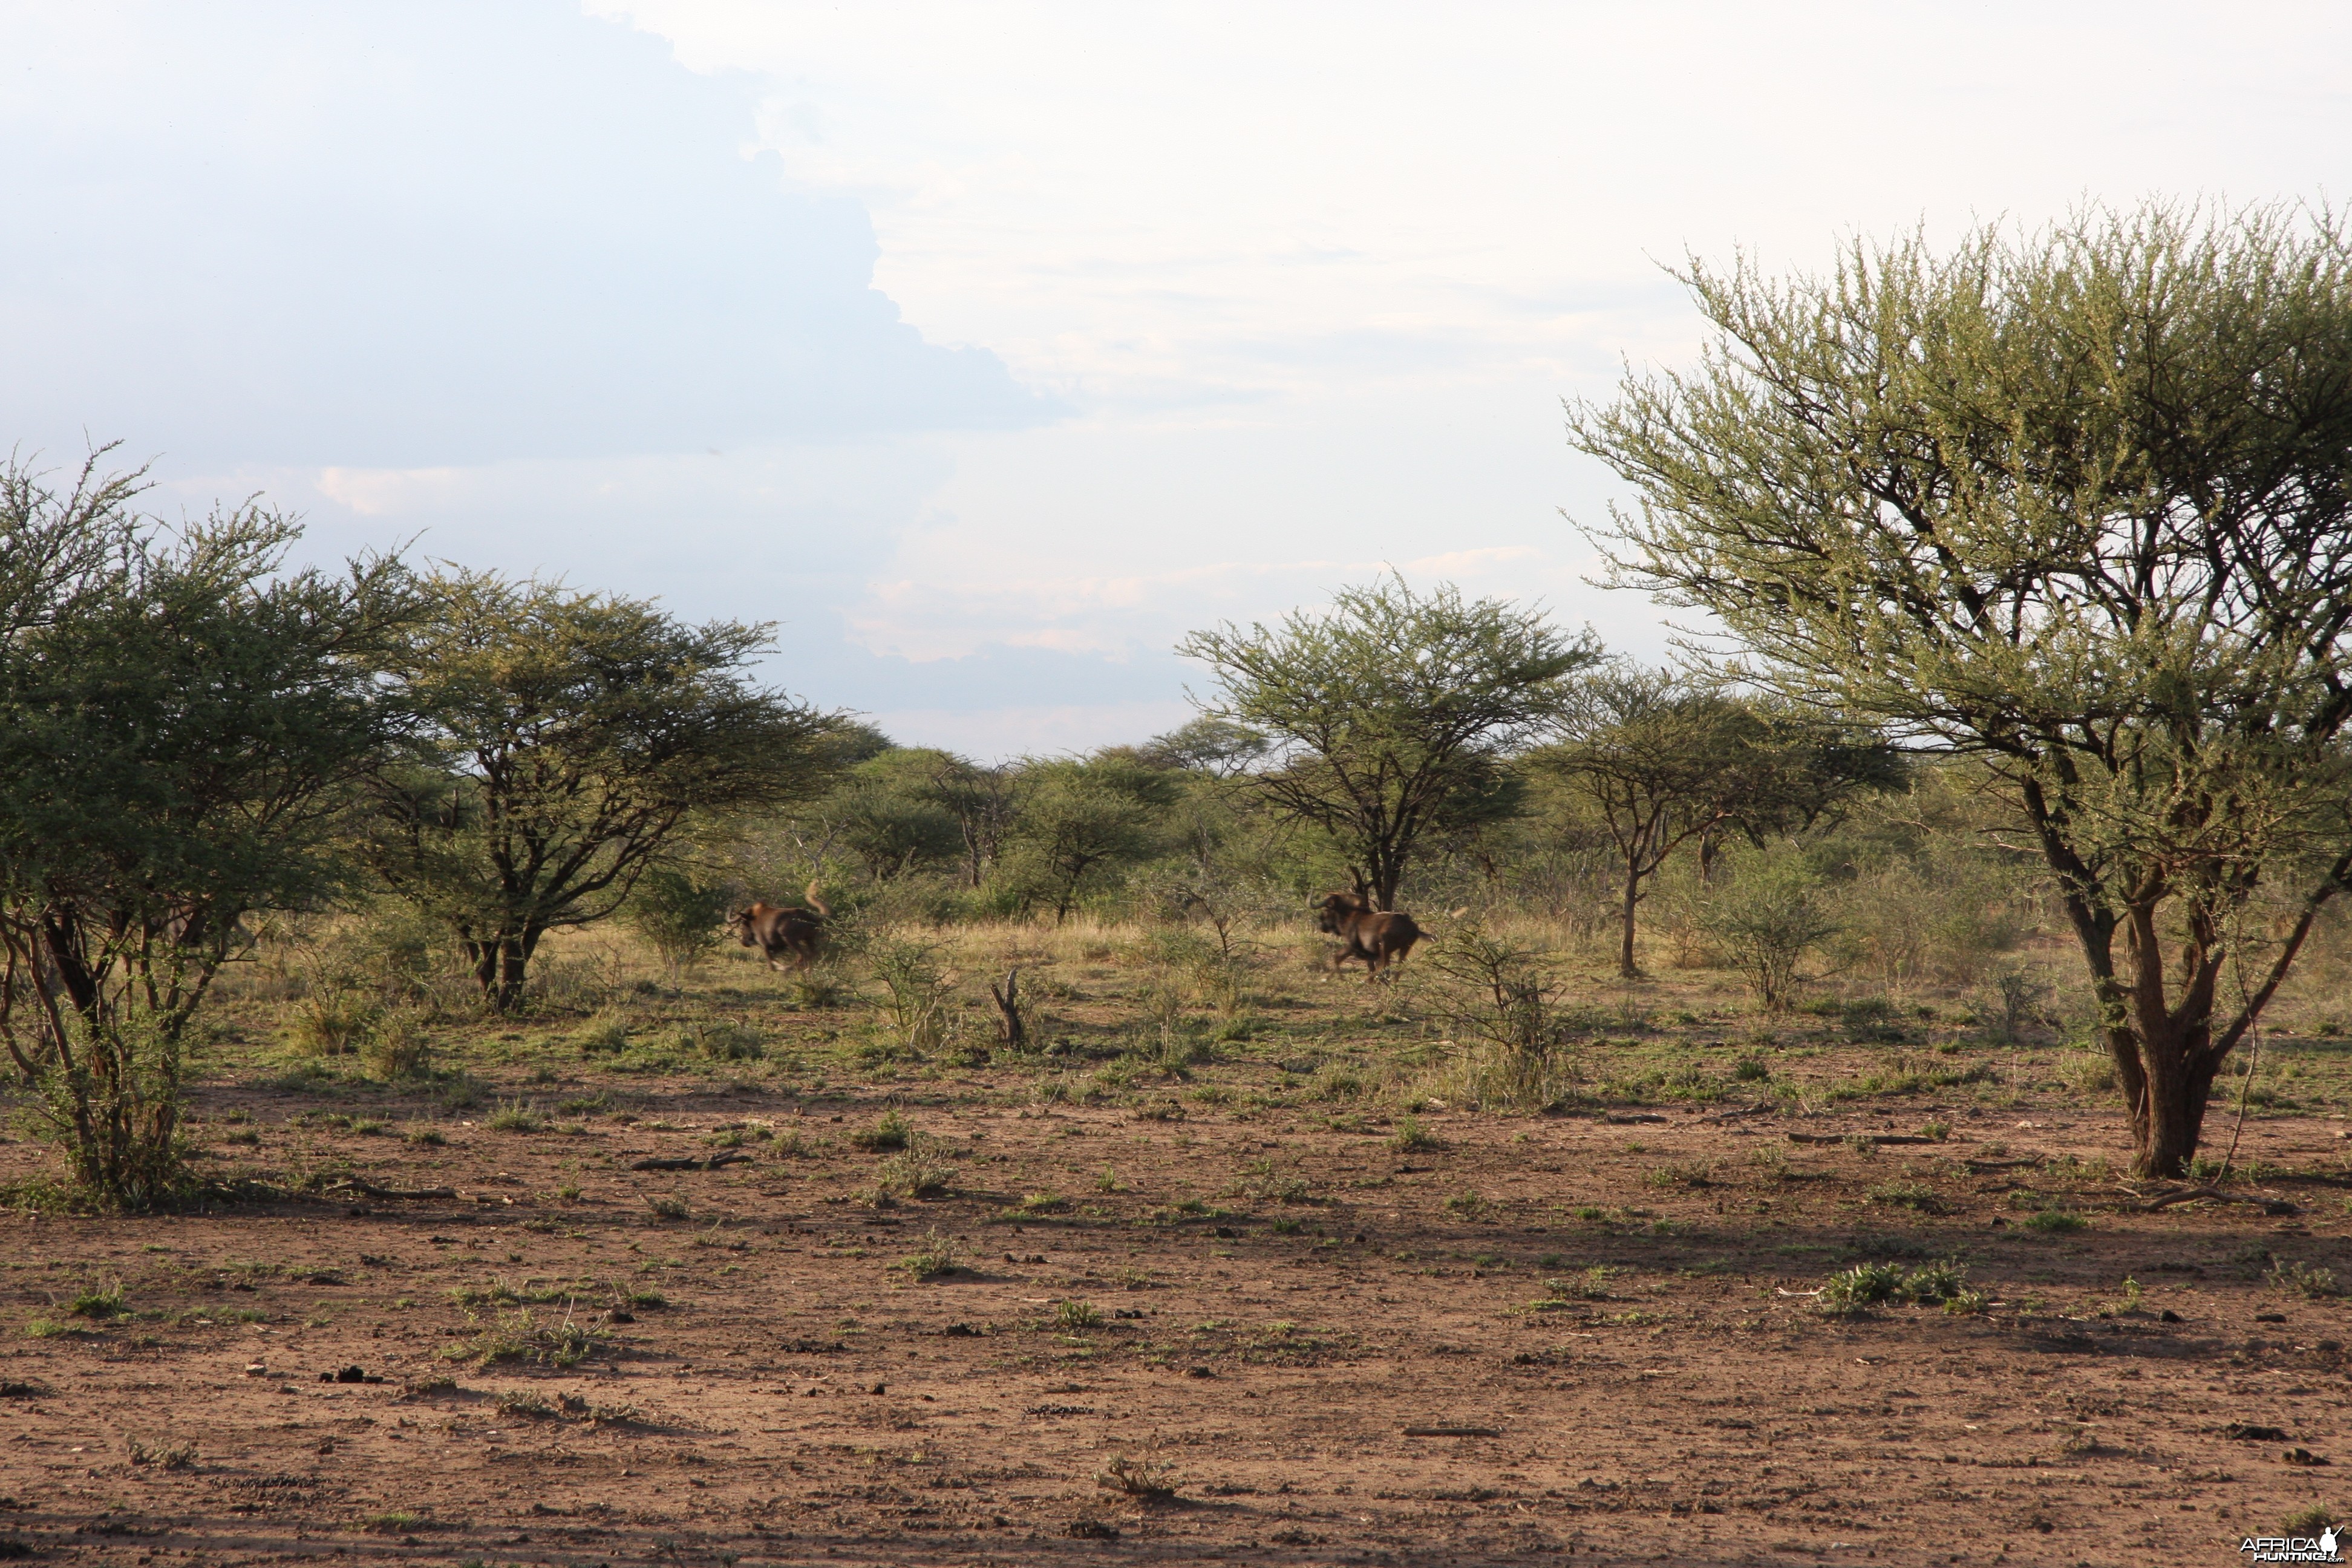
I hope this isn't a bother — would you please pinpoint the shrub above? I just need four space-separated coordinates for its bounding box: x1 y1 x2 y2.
1420 923 1571 1058
443 1308 601 1370
360 1010 433 1081
1696 846 1838 1009
874 1136 955 1200
683 1021 764 1062
2024 1208 2088 1235
289 987 379 1056
1417 1040 1585 1114
1054 1299 1104 1331
1839 997 1906 1043
1096 1437 1177 1503
1387 1115 1443 1152
623 866 733 980
1867 1181 1946 1214
1900 1260 1968 1304
125 1437 197 1469
574 1010 633 1057
24 1010 193 1212
485 1100 546 1134
2268 1259 2342 1299
864 936 958 1056
787 963 855 1010
1818 1261 1906 1315
67 1279 126 1318
2058 1051 2118 1094
849 1111 911 1152
898 1229 962 1279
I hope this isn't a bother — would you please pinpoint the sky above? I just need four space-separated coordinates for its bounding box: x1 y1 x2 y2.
4 2 2348 754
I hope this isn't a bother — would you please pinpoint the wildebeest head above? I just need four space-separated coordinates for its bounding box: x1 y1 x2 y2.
1316 891 1371 935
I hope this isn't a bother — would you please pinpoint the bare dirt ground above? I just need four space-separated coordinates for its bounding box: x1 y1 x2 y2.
4 938 2350 1567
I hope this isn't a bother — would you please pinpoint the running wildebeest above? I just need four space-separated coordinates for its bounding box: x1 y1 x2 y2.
730 884 832 971
1316 891 1423 982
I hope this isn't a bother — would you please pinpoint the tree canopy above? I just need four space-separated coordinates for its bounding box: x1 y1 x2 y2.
359 570 837 1010
1571 200 2352 1175
0 450 413 1205
1180 577 1599 910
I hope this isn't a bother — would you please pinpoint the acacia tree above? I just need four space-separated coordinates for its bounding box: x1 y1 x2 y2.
1571 201 2352 1177
1180 577 1598 910
820 749 967 883
0 451 412 1206
1531 670 1753 977
1002 754 1173 922
361 570 836 1010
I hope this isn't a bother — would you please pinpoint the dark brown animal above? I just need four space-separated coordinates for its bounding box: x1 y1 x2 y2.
1316 891 1423 982
730 883 832 971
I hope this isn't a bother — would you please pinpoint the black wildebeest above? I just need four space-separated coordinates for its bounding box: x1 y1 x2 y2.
1316 891 1423 982
729 884 832 970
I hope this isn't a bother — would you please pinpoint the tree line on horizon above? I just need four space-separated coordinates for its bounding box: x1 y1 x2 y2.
5 194 2350 1207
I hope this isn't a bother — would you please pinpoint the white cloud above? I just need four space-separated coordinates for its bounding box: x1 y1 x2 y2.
12 2 2347 755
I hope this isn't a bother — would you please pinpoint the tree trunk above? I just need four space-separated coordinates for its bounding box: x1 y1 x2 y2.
466 937 499 1001
466 929 536 1013
2125 1021 2221 1178
494 937 529 1013
1618 864 1640 979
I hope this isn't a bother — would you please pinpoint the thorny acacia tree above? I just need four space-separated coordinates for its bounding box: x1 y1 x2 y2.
0 450 411 1206
1180 578 1598 910
1532 670 1756 978
1002 754 1174 922
361 570 835 1010
1572 201 2352 1177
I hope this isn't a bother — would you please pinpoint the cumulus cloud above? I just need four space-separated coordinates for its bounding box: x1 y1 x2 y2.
0 1 1051 467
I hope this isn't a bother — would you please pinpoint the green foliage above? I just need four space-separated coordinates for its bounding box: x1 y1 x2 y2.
849 1111 912 1152
1386 1114 1442 1152
873 1136 956 1199
1573 198 2352 1177
998 754 1174 921
1180 575 1598 909
1817 1261 1905 1314
822 750 969 881
2267 1258 2342 1299
898 1227 962 1279
67 1278 126 1318
1419 921 1567 1059
1694 844 1837 1009
443 1307 601 1370
860 936 958 1056
21 1010 194 1212
359 1009 433 1082
0 452 413 1210
357 569 838 1010
1818 1259 1965 1315
622 866 733 980
1533 671 1898 976
485 1099 545 1133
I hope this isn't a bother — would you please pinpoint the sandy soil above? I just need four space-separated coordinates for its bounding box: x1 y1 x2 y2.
3 1062 2347 1568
